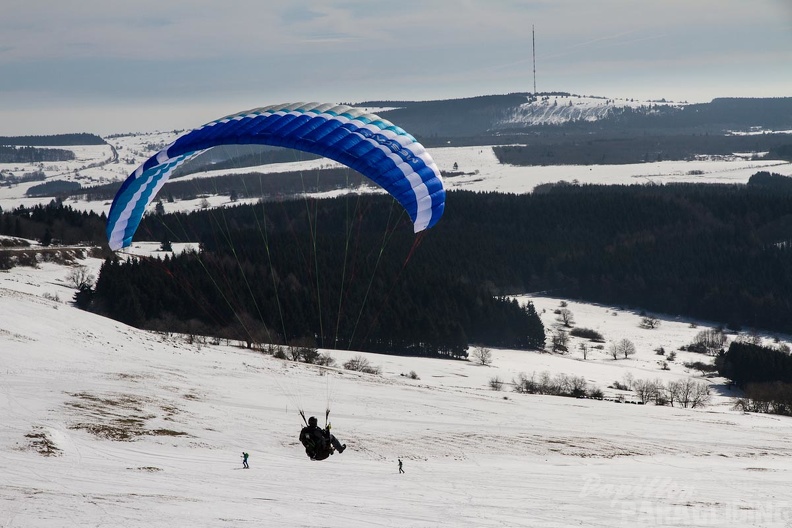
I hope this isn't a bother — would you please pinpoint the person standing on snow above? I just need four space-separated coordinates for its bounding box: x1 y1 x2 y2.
242 452 249 469
398 458 404 474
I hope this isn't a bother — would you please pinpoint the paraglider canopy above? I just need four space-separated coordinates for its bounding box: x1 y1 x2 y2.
106 102 446 251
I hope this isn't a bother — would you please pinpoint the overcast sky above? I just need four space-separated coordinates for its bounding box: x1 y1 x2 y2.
1 0 791 135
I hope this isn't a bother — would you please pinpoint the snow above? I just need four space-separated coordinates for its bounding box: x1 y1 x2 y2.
431 147 789 194
727 128 792 136
3 254 792 527
1 130 790 216
495 95 685 128
2 122 792 526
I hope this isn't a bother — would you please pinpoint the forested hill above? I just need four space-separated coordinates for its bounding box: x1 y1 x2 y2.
126 177 792 336
0 133 106 146
354 94 792 142
356 94 529 139
6 176 792 353
0 145 76 163
492 133 792 166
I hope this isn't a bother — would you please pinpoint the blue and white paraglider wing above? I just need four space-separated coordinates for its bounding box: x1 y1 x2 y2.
106 102 446 251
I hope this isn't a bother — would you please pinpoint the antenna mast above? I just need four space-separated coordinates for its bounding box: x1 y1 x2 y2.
532 25 537 95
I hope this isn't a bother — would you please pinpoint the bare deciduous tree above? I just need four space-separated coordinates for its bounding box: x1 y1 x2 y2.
693 329 727 355
568 375 588 397
551 329 570 353
628 377 711 408
512 371 587 397
640 316 660 329
284 336 317 362
735 330 762 347
226 312 275 349
633 379 660 404
343 355 381 375
471 346 493 366
489 376 504 391
579 342 589 360
609 339 636 360
323 354 337 367
557 308 575 327
667 378 711 408
65 265 95 289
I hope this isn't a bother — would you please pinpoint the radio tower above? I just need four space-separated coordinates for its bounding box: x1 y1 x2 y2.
532 25 537 96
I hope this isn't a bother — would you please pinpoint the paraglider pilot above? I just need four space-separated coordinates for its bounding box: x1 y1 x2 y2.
300 416 346 460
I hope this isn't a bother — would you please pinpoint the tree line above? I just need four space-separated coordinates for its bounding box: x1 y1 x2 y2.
493 133 792 166
0 145 76 163
5 175 792 351
717 341 792 388
26 181 83 197
364 94 792 141
73 167 377 203
0 133 106 146
95 175 792 355
88 191 545 357
717 341 792 417
92 249 544 359
0 201 107 256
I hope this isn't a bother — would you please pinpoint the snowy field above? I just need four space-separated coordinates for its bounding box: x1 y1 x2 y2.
2 120 792 526
2 254 792 527
1 126 790 215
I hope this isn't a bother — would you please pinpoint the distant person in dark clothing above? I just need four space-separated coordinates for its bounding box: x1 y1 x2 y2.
242 452 249 469
398 458 404 474
299 416 346 460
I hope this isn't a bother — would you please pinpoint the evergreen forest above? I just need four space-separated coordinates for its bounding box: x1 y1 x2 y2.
717 341 792 416
5 173 792 358
0 145 76 163
0 133 106 146
92 194 546 358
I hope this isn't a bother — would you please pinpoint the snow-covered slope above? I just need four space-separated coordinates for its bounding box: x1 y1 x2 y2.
1 94 790 218
3 98 792 526
2 256 792 527
2 129 789 217
495 94 680 128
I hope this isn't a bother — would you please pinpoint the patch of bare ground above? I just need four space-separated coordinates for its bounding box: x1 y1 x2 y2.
0 247 88 268
182 391 202 401
65 391 189 441
0 327 35 342
24 427 61 456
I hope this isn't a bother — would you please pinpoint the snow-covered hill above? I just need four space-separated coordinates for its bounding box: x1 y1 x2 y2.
2 127 789 217
3 100 792 526
3 255 792 527
495 94 681 128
